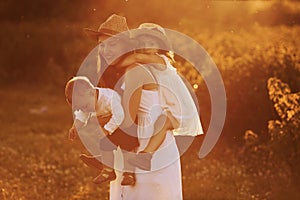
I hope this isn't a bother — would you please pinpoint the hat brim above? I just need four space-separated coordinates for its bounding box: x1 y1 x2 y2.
132 29 172 50
83 28 115 41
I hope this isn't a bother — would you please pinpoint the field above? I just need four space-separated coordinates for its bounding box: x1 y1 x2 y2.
1 23 300 199
1 1 300 199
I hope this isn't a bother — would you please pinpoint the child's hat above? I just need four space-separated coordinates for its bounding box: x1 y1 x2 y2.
133 23 172 50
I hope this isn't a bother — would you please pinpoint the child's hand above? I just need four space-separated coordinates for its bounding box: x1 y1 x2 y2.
117 53 166 69
68 126 78 141
102 128 111 136
117 54 138 68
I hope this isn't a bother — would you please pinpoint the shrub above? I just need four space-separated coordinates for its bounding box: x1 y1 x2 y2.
240 77 300 198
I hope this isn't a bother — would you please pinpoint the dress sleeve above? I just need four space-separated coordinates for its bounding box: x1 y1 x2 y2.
157 54 204 136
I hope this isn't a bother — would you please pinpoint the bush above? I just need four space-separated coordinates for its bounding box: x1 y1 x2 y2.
1 19 299 146
174 25 300 144
240 77 300 198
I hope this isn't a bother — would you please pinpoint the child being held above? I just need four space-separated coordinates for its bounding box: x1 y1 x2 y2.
65 76 138 186
117 23 204 171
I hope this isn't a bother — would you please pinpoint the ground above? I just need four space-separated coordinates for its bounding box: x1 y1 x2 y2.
0 85 298 200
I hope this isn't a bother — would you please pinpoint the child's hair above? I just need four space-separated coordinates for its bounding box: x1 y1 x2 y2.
65 76 95 105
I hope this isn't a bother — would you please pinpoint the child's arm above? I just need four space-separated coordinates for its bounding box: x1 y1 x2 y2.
82 115 110 136
103 92 125 135
68 110 89 141
142 112 176 153
118 53 165 68
68 119 85 141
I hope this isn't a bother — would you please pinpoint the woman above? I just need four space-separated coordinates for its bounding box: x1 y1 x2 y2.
84 14 183 199
83 14 140 186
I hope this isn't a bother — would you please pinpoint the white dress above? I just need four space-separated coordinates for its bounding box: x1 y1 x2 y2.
109 89 183 200
151 55 204 137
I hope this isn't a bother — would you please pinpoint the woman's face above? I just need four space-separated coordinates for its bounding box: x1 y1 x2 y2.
137 35 162 54
98 35 128 65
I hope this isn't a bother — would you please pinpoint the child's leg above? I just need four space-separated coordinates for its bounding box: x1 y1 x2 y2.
98 136 116 168
111 128 139 186
127 113 175 171
93 150 117 184
93 138 117 184
121 150 136 186
100 150 114 169
123 150 135 172
79 154 103 170
142 113 174 153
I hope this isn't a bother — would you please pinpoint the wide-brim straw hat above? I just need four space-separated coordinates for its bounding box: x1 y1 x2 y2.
132 23 172 50
84 14 130 41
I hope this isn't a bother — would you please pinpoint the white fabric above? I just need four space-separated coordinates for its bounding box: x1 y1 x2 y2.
74 109 93 125
145 55 204 136
110 89 182 200
73 87 124 133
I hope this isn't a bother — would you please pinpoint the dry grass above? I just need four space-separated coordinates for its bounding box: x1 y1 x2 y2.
2 86 298 200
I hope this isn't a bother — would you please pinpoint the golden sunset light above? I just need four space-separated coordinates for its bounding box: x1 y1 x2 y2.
1 0 299 199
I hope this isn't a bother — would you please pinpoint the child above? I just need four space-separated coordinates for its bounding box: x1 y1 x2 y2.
65 76 138 185
118 23 204 171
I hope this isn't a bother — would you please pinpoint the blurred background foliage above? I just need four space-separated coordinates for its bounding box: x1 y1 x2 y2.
1 0 300 149
1 1 299 141
1 0 300 199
